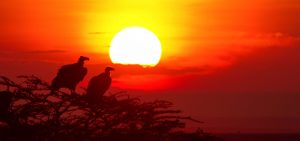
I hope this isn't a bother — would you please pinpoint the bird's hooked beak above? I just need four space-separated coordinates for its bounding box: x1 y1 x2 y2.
105 67 115 72
79 56 90 62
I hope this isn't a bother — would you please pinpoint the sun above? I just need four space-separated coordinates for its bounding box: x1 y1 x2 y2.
109 27 162 67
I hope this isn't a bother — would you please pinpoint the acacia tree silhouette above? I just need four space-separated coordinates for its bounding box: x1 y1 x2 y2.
0 75 221 141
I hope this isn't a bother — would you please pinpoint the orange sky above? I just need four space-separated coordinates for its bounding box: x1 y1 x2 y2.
1 0 300 133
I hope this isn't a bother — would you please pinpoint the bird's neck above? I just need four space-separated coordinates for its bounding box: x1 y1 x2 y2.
77 61 84 66
104 72 110 76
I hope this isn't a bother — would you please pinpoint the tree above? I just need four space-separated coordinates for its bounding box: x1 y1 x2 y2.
0 75 221 141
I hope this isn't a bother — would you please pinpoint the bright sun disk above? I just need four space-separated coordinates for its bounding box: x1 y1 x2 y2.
109 27 162 67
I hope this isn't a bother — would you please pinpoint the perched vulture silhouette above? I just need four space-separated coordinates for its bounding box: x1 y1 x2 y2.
86 67 115 103
51 56 89 93
0 91 13 120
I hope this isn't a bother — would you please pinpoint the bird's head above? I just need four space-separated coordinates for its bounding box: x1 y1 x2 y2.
105 67 115 74
78 56 90 63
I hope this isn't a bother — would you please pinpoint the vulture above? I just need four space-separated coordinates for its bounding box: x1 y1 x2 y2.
86 67 115 103
51 56 89 93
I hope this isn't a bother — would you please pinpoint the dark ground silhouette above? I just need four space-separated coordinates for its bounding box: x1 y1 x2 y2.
0 75 221 141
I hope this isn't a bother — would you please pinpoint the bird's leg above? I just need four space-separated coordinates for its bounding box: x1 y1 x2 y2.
49 88 57 95
70 89 76 96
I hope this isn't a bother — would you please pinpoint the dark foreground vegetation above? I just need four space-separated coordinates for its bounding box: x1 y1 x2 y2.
0 75 221 141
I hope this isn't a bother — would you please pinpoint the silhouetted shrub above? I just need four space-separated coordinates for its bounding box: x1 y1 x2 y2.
0 75 221 141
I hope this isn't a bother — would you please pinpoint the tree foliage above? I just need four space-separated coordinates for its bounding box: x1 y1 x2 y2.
0 75 221 141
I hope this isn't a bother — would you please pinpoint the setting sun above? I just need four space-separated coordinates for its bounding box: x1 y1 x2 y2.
2 0 300 137
109 27 162 67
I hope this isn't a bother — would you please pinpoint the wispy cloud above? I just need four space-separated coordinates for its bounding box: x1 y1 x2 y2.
28 50 67 54
88 32 107 35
